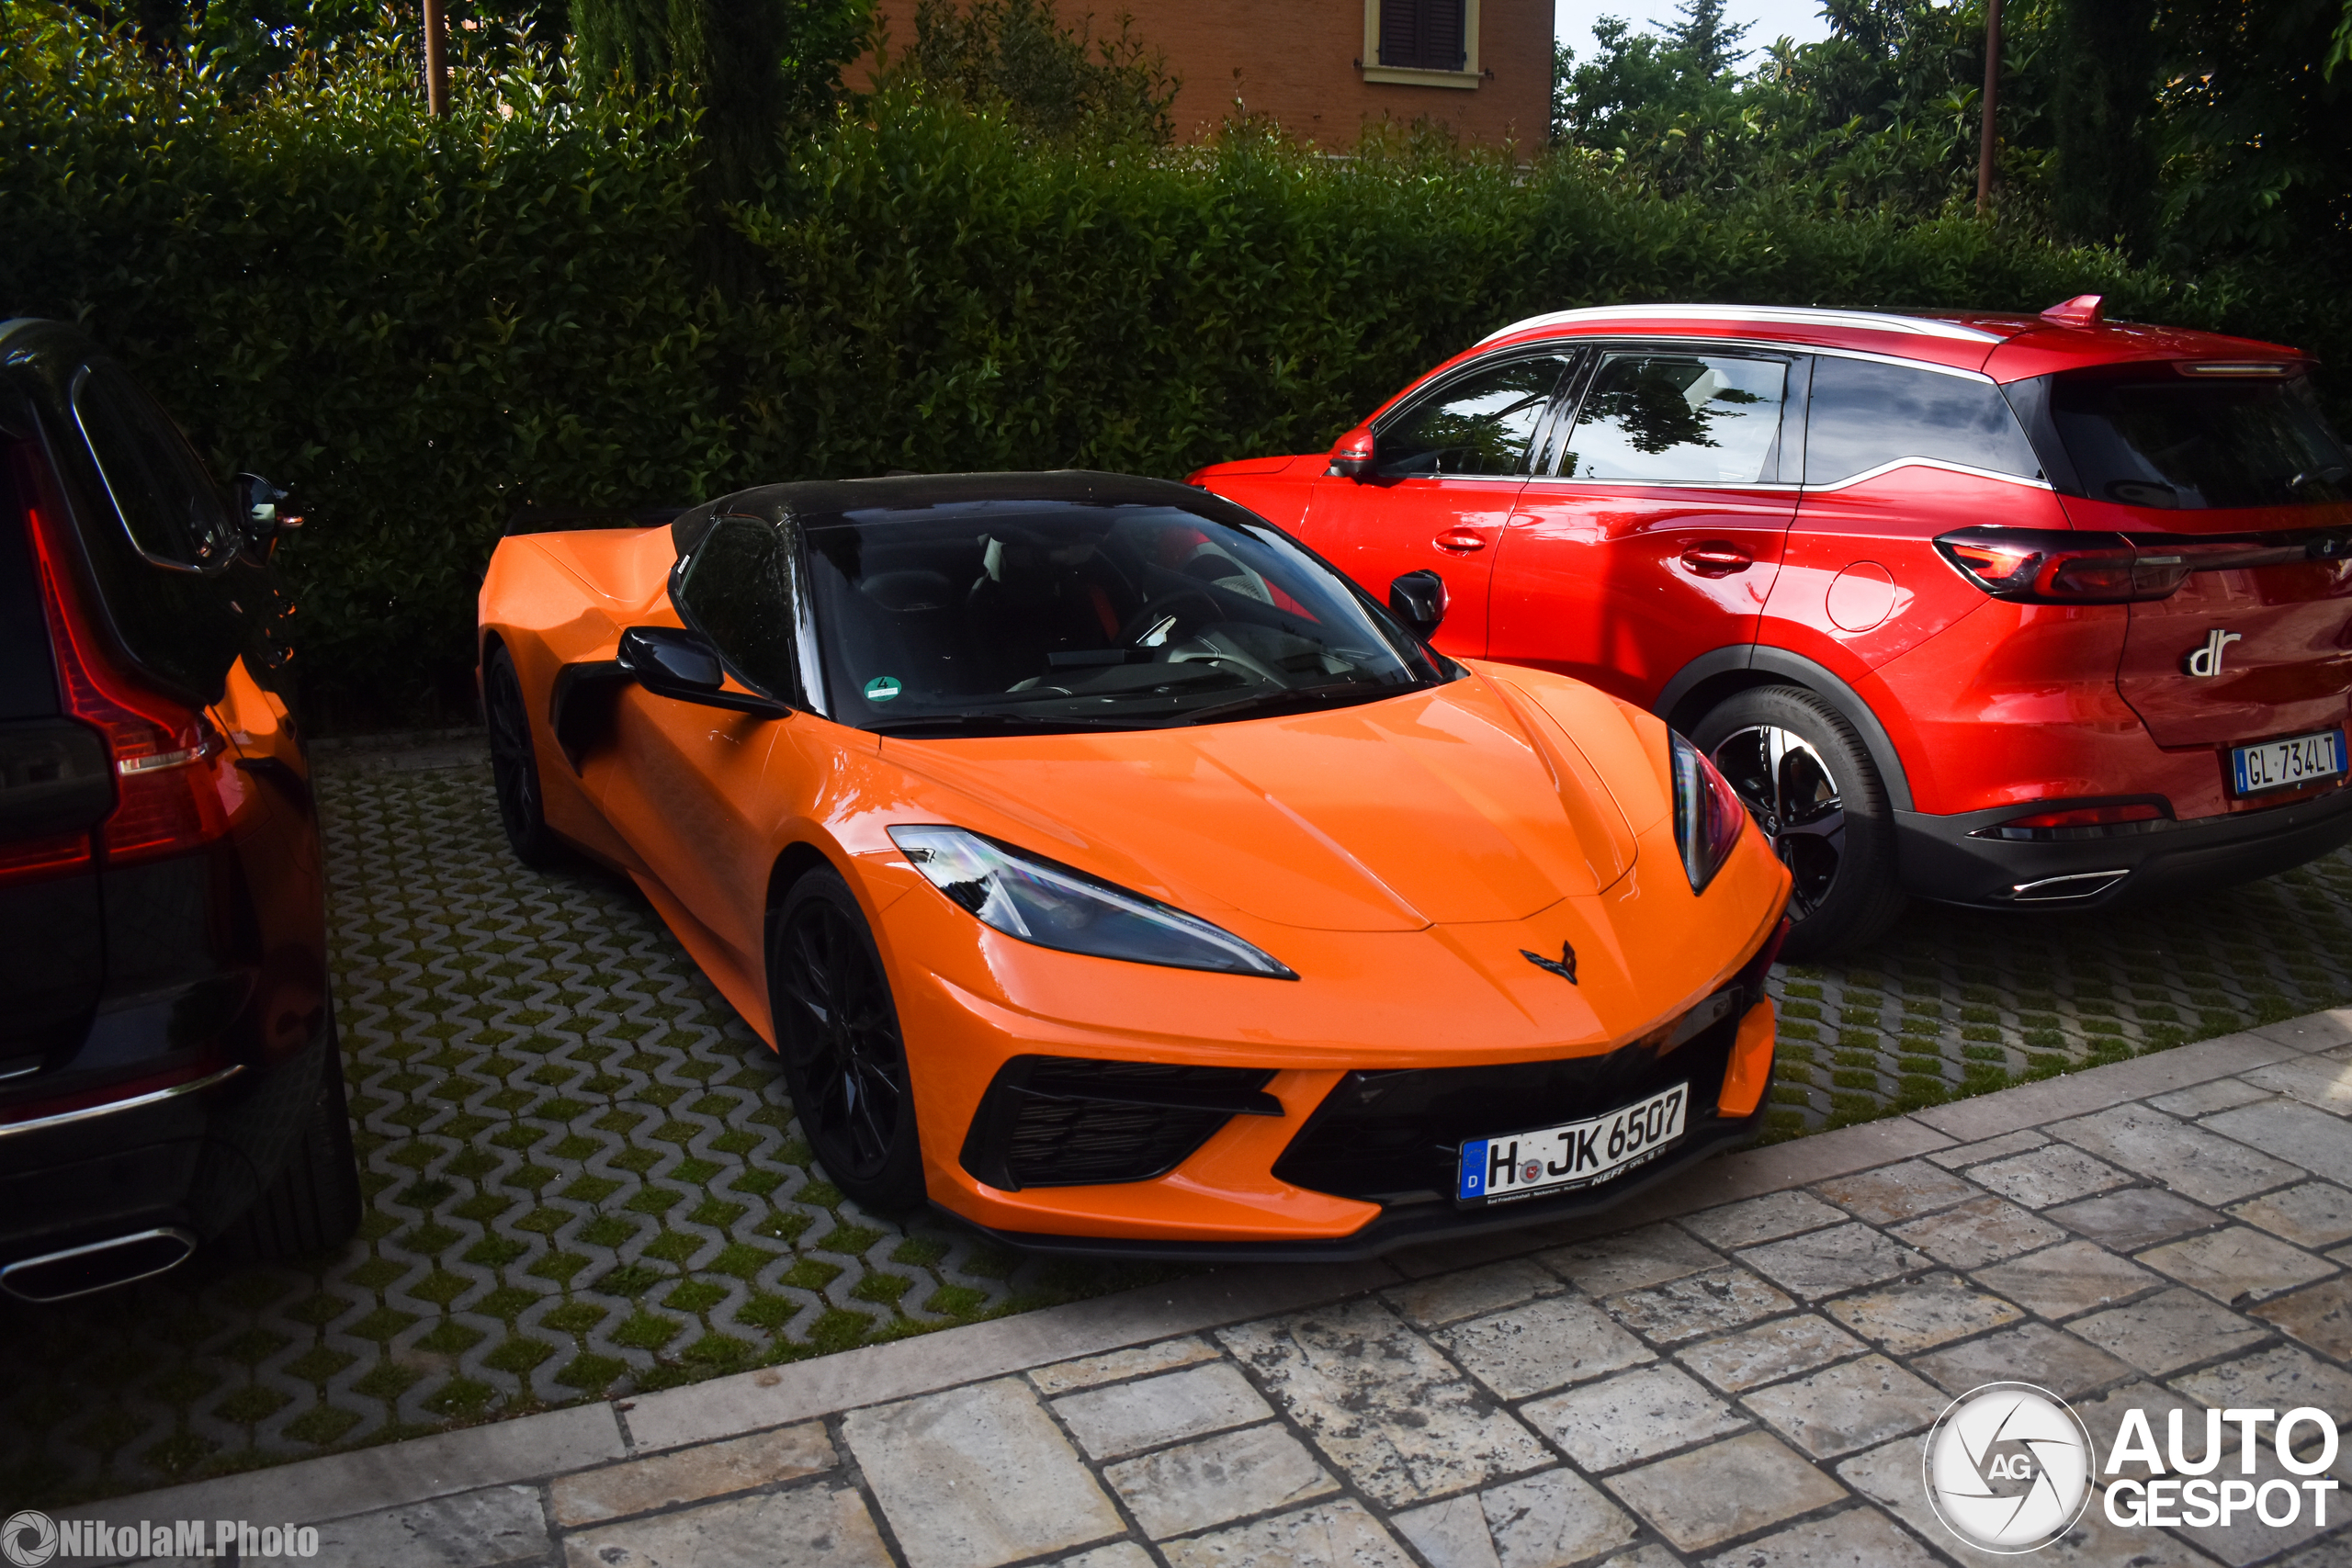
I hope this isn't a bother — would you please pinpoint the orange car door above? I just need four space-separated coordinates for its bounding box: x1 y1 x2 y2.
594 691 784 980
1306 352 1576 660
588 515 808 987
1487 346 1803 706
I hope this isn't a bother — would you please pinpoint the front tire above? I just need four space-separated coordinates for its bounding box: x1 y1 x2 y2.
484 643 567 870
770 867 926 1214
1691 685 1907 960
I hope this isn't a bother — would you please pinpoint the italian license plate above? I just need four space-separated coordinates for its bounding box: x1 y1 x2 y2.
1457 1083 1688 1205
2231 729 2346 795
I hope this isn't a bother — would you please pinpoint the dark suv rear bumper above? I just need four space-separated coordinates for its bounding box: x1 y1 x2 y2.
0 1021 331 1275
1895 784 2352 910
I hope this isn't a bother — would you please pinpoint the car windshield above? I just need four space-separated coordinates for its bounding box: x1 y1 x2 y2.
798 500 1442 732
2047 365 2352 510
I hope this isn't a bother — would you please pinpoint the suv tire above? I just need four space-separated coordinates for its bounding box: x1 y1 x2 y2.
217 1030 362 1262
1692 684 1907 960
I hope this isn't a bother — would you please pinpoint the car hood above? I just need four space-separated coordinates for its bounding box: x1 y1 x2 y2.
876 671 1656 931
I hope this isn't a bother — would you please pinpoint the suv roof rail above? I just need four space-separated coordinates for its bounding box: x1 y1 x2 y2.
1476 304 2007 348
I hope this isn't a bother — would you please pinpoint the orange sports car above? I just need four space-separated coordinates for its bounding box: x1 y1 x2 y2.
476 472 1792 1257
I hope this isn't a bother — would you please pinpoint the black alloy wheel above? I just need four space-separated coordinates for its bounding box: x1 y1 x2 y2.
771 867 926 1213
484 644 566 869
1692 684 1907 960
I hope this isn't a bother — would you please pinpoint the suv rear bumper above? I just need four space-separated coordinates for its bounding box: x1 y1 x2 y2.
1895 784 2352 910
0 1021 331 1272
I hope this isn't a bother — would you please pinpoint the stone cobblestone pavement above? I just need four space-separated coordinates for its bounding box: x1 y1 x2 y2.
71 1004 2352 1565
7 733 2352 1517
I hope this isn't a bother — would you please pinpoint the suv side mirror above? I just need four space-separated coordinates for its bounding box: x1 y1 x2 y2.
233 473 302 555
1327 427 1376 479
617 626 786 716
1388 570 1447 641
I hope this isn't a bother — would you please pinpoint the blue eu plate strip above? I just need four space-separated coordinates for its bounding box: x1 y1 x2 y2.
1457 1139 1488 1201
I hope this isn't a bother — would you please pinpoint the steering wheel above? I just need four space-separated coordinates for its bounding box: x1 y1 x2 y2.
1117 588 1224 647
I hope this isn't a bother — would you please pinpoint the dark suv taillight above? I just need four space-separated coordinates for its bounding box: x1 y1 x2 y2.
20 501 229 873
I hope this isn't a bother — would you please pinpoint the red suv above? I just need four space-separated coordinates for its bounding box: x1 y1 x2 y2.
1191 300 2352 956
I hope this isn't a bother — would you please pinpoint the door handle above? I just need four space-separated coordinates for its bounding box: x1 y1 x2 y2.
1434 528 1487 554
1680 543 1753 577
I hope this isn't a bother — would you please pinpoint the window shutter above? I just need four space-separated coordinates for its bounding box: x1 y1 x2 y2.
1378 0 1466 72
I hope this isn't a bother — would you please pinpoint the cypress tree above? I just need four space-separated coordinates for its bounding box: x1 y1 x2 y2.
2051 0 2158 254
573 0 868 207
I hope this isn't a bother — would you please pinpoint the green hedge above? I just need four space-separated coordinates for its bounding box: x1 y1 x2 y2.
2 5 2338 721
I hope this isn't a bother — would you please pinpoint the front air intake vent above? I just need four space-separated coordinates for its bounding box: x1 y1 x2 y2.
959 1056 1280 1190
1271 995 1746 1204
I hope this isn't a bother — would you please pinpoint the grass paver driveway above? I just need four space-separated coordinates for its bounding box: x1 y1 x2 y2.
4 733 2351 1507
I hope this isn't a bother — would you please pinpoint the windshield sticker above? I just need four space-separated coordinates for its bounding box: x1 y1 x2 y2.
864 676 903 703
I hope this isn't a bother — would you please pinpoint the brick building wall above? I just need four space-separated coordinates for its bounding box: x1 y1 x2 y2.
859 0 1553 150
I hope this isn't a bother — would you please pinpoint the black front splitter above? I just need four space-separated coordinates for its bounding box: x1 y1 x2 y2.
962 1105 1767 1264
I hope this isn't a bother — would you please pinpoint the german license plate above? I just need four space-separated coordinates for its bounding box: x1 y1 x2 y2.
1457 1083 1688 1205
2231 729 2346 795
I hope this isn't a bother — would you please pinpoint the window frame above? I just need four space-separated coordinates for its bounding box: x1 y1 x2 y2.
1527 340 1808 490
1362 0 1481 89
1369 348 1581 483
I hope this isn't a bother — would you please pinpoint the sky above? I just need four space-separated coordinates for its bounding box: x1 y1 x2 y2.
1554 0 1837 59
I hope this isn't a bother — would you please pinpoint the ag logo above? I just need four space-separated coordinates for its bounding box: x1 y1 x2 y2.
1 1510 56 1568
1923 1382 2093 1553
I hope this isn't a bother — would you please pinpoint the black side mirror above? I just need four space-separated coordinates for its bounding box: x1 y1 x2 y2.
1388 570 1447 641
233 473 301 556
616 626 786 716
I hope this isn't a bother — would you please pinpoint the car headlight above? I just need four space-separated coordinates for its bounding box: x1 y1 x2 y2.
1669 731 1750 893
886 825 1296 978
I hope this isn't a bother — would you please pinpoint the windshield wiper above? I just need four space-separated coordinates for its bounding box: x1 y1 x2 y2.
1182 682 1404 726
866 712 1159 737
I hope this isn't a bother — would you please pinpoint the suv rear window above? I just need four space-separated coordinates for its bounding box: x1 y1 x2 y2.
71 360 239 569
2045 365 2351 509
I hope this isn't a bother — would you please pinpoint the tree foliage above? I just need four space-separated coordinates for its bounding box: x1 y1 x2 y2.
876 0 1177 145
1551 0 2352 285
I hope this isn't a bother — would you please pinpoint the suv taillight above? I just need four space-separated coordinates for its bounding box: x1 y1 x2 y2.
1934 527 2173 604
25 502 230 868
1937 525 2340 604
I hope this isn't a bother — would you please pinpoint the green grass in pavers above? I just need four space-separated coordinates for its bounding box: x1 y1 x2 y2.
282 1405 363 1447
12 745 2352 1510
553 1354 628 1394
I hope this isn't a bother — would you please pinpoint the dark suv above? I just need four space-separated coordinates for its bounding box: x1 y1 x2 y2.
0 319 356 1302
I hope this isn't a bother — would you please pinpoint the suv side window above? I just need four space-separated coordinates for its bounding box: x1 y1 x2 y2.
1558 352 1790 483
1804 356 2041 485
1376 355 1571 479
72 360 238 570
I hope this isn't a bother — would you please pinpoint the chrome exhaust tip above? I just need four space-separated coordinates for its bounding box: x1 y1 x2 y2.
2008 870 2130 903
0 1227 198 1303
